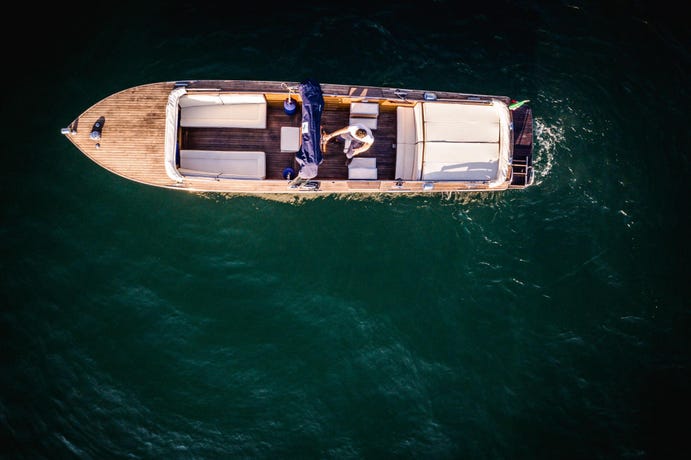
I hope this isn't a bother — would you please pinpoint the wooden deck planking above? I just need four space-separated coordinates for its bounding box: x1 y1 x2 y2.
65 82 175 187
182 99 398 181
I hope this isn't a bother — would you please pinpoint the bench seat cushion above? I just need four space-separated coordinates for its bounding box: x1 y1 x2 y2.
179 150 266 179
348 157 377 179
180 96 267 128
395 107 420 180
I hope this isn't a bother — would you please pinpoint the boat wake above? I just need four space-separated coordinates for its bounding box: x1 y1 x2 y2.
532 116 563 185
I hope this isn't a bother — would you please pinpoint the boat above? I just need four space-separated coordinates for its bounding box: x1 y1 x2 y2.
61 79 533 194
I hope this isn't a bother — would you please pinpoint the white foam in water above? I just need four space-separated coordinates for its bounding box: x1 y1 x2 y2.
533 117 564 185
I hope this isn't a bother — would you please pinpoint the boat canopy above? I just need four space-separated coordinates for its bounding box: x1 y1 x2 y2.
295 79 324 179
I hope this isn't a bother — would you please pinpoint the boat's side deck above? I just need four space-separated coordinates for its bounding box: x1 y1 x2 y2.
181 98 398 181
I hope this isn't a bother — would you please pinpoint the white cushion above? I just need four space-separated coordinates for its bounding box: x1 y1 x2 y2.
179 150 266 179
178 94 222 107
349 116 378 130
177 168 220 179
349 157 376 168
280 127 301 152
414 103 424 144
219 94 267 105
348 157 377 179
180 103 267 128
350 102 379 116
350 102 379 130
348 168 378 180
421 142 499 181
422 102 500 143
396 107 416 144
395 143 417 180
395 107 418 180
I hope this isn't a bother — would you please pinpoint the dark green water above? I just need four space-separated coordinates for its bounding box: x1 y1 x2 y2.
2 1 689 458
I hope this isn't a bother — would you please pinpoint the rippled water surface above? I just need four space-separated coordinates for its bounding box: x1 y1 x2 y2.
2 1 689 458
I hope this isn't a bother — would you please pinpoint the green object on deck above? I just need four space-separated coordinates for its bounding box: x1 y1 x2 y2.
509 100 530 110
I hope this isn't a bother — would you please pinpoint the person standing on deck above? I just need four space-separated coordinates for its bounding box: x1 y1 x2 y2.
321 124 374 165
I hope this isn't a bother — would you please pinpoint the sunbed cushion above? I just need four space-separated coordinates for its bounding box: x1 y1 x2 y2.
179 94 267 128
421 142 499 181
179 150 266 179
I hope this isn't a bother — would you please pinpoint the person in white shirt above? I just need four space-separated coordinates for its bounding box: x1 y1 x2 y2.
321 124 374 164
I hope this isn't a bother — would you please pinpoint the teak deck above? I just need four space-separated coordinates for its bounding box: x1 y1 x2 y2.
181 100 397 181
63 80 533 194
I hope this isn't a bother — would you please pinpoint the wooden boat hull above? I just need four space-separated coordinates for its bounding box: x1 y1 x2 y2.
62 80 533 194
